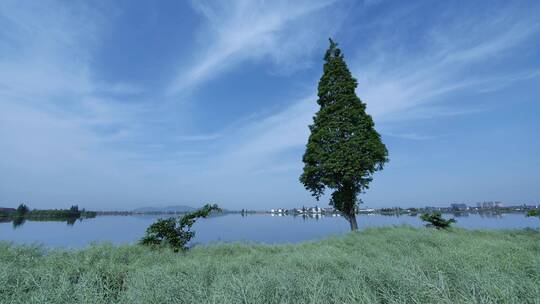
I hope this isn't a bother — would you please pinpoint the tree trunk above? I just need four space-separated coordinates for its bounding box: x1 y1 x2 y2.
347 213 358 231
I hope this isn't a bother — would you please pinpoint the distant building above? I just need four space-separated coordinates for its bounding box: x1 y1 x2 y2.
358 208 375 213
309 206 322 213
451 203 468 211
476 201 503 209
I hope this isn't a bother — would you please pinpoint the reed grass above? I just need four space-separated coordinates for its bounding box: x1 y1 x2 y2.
1 226 538 303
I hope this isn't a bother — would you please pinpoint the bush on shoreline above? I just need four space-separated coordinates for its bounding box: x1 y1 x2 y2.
527 209 540 217
420 212 456 229
140 204 220 251
1 226 538 304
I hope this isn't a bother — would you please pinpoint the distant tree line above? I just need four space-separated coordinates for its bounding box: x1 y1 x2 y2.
0 204 96 219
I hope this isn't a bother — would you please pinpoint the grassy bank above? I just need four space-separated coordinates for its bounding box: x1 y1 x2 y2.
1 227 538 303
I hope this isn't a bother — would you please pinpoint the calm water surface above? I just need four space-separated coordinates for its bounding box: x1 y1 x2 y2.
0 213 538 248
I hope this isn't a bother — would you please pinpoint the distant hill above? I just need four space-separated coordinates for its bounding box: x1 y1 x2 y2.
133 205 196 213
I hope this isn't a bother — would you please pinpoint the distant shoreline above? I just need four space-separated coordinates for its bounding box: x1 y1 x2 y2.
91 208 535 217
3 206 538 218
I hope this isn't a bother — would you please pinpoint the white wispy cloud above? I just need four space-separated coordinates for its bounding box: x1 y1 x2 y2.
0 1 161 207
355 6 540 122
214 97 316 171
0 1 95 98
2 1 539 209
149 1 540 207
210 1 540 177
0 2 153 143
176 133 222 142
167 0 343 94
382 132 441 141
98 83 146 95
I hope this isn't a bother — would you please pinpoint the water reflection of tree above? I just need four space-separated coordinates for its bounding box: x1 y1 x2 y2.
8 216 86 228
295 214 340 221
478 211 503 219
12 216 26 228
444 211 505 219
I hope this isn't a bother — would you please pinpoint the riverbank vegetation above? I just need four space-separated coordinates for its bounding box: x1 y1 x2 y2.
140 204 221 251
1 226 538 303
420 212 456 229
0 205 96 227
527 209 540 217
0 204 95 218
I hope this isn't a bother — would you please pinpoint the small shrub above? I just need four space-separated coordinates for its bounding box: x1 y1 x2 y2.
526 209 540 217
420 212 456 229
140 204 221 251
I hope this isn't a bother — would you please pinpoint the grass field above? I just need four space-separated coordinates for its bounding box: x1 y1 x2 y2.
1 226 539 303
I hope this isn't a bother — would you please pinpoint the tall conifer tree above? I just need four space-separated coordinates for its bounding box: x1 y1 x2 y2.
300 39 388 230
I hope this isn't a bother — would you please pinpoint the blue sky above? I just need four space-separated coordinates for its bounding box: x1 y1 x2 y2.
1 0 539 210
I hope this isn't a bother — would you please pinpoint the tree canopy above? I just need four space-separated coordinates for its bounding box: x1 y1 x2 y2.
300 39 388 230
16 204 29 216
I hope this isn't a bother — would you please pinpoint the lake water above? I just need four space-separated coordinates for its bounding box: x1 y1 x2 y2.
0 213 538 248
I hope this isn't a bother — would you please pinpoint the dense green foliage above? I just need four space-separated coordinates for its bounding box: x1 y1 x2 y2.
0 205 96 227
28 205 96 219
420 212 456 229
527 209 540 217
1 209 15 218
16 204 29 216
2 205 95 219
1 227 538 303
140 204 220 251
300 39 388 230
